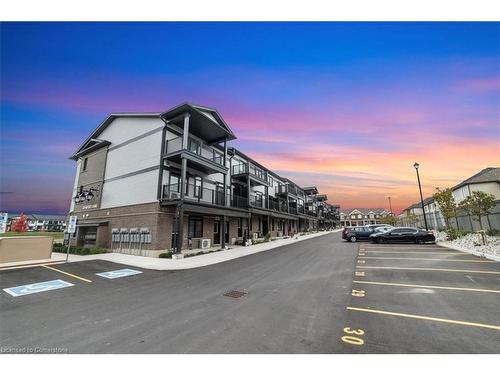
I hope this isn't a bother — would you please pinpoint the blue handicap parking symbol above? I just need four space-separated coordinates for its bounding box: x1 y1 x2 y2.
3 279 74 297
96 268 143 279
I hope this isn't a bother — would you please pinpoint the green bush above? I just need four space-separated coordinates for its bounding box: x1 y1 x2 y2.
486 228 500 237
159 251 173 258
264 232 272 242
446 228 469 240
52 244 108 255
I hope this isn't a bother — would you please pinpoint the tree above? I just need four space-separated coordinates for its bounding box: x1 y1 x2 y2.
379 215 397 225
458 191 496 231
433 188 457 231
11 213 28 232
407 213 419 227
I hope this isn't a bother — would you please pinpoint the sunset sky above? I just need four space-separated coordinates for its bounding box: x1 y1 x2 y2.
1 22 499 215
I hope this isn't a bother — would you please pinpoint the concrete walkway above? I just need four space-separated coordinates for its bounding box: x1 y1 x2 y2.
42 230 339 270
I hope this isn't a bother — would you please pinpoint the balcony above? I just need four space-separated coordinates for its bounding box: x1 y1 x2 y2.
269 199 289 213
163 136 227 174
231 195 248 209
232 163 269 186
249 194 267 209
277 184 299 196
162 183 225 206
306 209 317 217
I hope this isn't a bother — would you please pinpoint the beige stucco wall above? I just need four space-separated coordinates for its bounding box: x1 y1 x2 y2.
0 236 53 263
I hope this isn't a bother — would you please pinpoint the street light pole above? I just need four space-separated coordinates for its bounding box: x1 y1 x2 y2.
413 162 429 230
388 196 393 215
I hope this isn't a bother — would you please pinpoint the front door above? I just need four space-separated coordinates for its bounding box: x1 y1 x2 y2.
213 220 220 245
225 221 230 244
262 217 269 236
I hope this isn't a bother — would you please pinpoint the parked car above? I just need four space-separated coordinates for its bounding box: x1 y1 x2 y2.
369 226 393 238
370 227 435 244
365 224 393 230
342 226 378 242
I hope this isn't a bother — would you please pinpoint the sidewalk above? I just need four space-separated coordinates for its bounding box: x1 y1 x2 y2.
48 230 339 270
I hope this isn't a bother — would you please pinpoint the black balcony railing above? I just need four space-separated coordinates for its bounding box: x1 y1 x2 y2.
277 184 299 196
249 194 266 208
162 183 225 206
231 195 248 209
165 136 224 166
232 163 268 182
232 163 248 175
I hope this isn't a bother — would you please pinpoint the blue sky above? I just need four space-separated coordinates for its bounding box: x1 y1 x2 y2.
1 22 499 214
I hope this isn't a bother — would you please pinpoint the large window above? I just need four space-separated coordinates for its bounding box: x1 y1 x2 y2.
188 217 203 238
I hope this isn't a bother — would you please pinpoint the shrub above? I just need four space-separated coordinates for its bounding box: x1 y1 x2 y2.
159 251 173 258
52 244 108 255
264 232 272 242
446 228 469 241
486 228 500 237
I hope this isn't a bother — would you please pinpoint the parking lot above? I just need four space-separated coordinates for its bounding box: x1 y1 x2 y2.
0 232 499 353
341 242 500 353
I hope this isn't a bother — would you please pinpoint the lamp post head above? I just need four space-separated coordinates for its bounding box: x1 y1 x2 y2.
413 162 420 170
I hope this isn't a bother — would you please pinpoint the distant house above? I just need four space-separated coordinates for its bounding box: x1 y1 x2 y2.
452 167 500 203
398 167 500 231
6 213 67 232
340 208 391 227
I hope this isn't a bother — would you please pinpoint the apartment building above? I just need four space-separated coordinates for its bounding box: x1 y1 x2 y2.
68 103 333 256
339 208 392 227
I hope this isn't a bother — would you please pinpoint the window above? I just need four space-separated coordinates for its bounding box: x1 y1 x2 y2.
169 174 181 192
82 157 88 171
188 138 201 155
268 176 274 187
193 176 202 197
188 217 203 238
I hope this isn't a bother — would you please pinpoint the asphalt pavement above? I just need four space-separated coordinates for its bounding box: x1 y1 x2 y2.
0 232 498 353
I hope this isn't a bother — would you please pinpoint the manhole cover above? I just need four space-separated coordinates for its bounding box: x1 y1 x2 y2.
223 290 247 298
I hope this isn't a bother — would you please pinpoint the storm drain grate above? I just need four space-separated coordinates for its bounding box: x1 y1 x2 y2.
223 290 247 299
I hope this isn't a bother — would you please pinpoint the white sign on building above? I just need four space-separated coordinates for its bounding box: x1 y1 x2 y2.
67 215 78 234
0 213 8 234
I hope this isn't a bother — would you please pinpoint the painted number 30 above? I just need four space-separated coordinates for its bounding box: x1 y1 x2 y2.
341 327 365 346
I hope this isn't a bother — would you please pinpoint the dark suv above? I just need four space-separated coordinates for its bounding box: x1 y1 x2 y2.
342 226 377 242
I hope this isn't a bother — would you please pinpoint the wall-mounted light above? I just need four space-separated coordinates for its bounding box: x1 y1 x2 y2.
73 186 99 204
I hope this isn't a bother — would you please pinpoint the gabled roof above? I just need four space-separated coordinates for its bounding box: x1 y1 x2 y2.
302 186 319 194
453 167 500 190
161 103 236 143
340 208 388 215
70 113 161 160
403 202 423 211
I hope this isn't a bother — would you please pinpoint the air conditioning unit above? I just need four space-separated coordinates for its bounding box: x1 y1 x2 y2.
168 191 181 199
201 238 211 249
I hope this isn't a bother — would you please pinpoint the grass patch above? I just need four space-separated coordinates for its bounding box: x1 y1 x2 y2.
2 231 64 239
159 251 173 258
